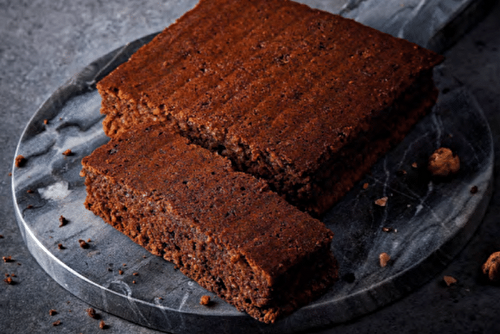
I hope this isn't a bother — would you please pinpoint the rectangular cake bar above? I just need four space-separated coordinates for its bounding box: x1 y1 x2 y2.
96 0 444 216
81 123 337 323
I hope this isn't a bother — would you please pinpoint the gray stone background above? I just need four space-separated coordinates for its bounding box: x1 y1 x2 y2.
1 0 500 333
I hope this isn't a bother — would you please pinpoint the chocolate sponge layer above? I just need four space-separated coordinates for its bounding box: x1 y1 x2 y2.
81 123 337 323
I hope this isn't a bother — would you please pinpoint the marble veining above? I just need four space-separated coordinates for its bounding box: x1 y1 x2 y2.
11 1 494 333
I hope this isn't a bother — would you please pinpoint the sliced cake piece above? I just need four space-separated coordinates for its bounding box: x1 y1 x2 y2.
81 123 337 324
96 0 444 216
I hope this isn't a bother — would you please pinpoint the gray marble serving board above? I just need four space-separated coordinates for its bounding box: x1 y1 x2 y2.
11 1 494 333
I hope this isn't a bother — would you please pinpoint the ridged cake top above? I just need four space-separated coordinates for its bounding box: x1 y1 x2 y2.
82 123 333 283
97 0 444 175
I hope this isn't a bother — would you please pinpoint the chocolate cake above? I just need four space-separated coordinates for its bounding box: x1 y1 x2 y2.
81 123 337 324
96 0 444 216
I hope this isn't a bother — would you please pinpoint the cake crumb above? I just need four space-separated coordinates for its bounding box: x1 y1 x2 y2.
58 243 65 250
27 189 34 194
118 270 123 275
375 197 388 207
482 252 500 282
52 320 61 326
99 320 107 329
132 280 136 284
49 309 57 316
470 186 478 194
44 119 48 125
26 205 33 209
15 155 26 167
78 239 89 249
443 275 457 286
382 227 392 232
4 274 9 277
362 183 369 189
4 277 13 284
200 295 211 306
133 272 139 276
411 162 418 168
428 148 460 177
87 239 92 243
8 172 12 177
379 253 391 267
86 308 99 319
62 149 72 156
59 215 67 227
10 273 16 277
3 256 13 262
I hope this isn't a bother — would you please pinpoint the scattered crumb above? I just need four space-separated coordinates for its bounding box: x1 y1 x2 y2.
0 235 3 238
3 256 13 262
470 186 478 194
10 274 16 277
17 263 21 266
4 274 9 277
443 275 457 286
107 268 112 272
52 320 61 326
62 149 72 156
142 255 147 259
158 297 163 300
362 183 369 189
428 148 460 177
44 119 48 125
27 189 34 194
26 205 33 209
394 229 398 233
118 270 123 275
133 272 138 276
379 253 391 267
15 155 26 168
59 215 67 227
86 308 98 319
99 320 107 329
8 172 12 177
200 295 211 306
132 280 136 284
397 169 407 175
482 252 500 282
4 277 13 284
382 227 392 232
87 239 92 243
411 162 418 168
123 263 126 267
375 197 388 207
58 243 65 250
59 117 63 120
69 310 72 312
78 239 89 249
49 309 57 316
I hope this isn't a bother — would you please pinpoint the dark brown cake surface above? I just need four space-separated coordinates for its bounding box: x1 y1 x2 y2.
96 0 444 216
81 123 337 323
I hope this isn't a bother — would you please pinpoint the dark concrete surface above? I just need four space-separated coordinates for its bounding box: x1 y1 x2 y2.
1 1 499 333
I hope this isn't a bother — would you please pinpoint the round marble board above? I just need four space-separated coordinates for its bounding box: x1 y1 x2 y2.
12 33 493 333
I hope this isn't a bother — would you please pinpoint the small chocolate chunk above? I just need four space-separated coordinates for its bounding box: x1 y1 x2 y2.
443 275 457 286
200 295 211 306
59 215 67 227
375 197 388 207
62 149 72 156
15 155 26 168
428 148 460 177
379 253 391 267
78 239 89 249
